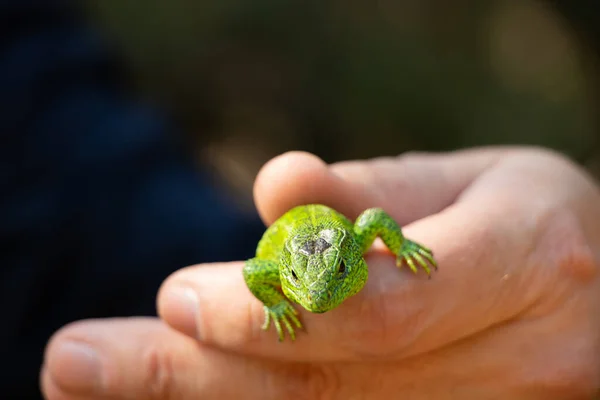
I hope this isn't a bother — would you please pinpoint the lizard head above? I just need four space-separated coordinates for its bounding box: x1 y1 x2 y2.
280 227 368 313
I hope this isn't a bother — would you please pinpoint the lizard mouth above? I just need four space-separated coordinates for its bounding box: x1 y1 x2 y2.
301 287 341 313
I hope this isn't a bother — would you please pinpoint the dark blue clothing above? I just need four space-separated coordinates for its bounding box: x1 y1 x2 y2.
0 2 263 398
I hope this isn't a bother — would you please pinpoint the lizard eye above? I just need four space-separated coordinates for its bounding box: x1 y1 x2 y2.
291 269 299 282
338 261 346 275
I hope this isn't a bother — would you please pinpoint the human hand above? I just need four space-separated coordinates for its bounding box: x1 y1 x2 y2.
42 147 600 399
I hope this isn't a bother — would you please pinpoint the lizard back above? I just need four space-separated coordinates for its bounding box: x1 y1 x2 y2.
255 204 353 262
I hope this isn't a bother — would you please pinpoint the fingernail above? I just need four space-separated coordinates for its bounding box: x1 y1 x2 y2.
47 341 102 393
161 285 201 339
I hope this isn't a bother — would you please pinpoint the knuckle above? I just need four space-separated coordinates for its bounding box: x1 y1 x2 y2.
278 364 340 400
139 343 176 400
556 235 598 283
378 287 428 355
347 291 390 356
534 355 600 398
534 208 598 283
203 294 266 346
504 145 578 169
344 276 426 358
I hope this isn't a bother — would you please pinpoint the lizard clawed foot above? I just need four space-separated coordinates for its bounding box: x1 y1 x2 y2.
396 239 438 277
262 301 303 342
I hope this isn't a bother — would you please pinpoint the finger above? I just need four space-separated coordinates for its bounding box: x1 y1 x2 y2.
254 147 512 225
40 317 323 400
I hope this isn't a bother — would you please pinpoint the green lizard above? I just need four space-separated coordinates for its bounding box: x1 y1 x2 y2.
243 204 437 341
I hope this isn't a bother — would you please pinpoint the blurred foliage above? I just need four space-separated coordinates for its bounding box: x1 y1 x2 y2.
84 0 599 203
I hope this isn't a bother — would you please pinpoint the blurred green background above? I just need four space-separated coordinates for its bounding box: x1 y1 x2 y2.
84 0 599 208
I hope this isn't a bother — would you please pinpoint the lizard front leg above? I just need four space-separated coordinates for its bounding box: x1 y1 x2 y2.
243 258 302 341
353 208 437 276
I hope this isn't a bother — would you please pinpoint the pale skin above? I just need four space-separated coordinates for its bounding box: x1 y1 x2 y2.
42 147 600 399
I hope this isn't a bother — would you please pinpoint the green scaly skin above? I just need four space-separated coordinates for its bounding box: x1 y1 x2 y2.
243 204 437 342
